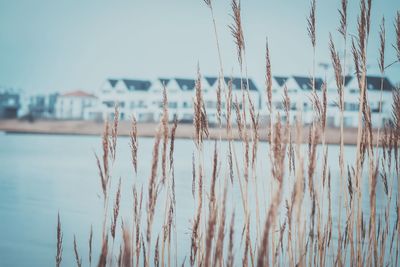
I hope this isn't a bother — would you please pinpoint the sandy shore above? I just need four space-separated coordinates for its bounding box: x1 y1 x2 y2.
0 119 379 145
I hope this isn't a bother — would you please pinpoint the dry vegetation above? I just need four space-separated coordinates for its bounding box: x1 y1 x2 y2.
56 0 400 266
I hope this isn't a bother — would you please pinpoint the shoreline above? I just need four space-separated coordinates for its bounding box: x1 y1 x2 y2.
0 119 379 146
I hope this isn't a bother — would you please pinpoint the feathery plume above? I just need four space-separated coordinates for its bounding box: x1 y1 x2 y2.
154 235 160 267
56 213 62 267
111 177 122 240
257 117 286 267
73 235 82 267
229 0 245 66
170 117 178 172
307 0 316 48
379 17 386 74
98 235 108 267
394 11 400 61
161 84 169 184
193 65 209 147
146 125 162 246
227 212 235 267
329 34 344 110
216 77 222 127
192 152 196 199
265 38 272 112
130 115 138 175
366 0 372 37
203 0 211 8
338 0 348 37
89 225 93 267
110 104 119 162
213 181 228 266
96 120 110 202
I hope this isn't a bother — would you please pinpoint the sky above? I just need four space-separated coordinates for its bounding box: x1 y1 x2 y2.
0 0 399 94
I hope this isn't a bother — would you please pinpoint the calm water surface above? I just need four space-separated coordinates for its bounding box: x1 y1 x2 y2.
0 133 396 266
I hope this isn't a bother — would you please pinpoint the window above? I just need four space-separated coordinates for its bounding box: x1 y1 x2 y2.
206 101 216 109
344 117 353 127
130 101 135 109
274 102 283 110
344 102 358 111
169 102 178 109
371 102 383 113
102 101 115 108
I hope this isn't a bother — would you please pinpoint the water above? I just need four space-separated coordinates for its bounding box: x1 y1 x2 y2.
0 133 397 266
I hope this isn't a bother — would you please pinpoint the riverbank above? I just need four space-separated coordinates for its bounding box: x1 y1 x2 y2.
0 119 379 145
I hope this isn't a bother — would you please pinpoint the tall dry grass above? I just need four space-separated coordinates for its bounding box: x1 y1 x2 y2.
55 0 400 266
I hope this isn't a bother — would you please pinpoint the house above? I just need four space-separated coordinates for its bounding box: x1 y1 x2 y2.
260 75 324 125
341 75 396 128
150 78 196 122
262 74 396 128
0 90 20 119
55 90 97 120
85 79 153 122
90 76 261 124
26 92 59 119
203 76 260 125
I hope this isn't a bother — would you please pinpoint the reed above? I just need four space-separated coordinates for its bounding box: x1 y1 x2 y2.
55 1 400 266
89 225 93 267
56 212 62 267
130 115 138 175
74 235 82 267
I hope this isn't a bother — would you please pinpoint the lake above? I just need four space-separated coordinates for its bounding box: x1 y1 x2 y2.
0 133 396 266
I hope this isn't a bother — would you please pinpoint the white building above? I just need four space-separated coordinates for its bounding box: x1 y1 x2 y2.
84 79 154 122
261 75 396 128
341 75 395 128
85 74 396 128
55 90 97 120
88 76 261 124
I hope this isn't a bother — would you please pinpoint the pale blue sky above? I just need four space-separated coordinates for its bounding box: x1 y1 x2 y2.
0 0 399 93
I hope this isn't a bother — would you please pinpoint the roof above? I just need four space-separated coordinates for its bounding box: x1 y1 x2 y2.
344 75 353 86
61 90 96 98
223 77 258 91
293 76 324 90
365 76 395 91
175 78 196 90
159 78 170 86
205 77 218 87
274 76 289 87
108 79 119 88
122 79 152 91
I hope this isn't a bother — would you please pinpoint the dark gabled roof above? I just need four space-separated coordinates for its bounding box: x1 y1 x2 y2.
108 79 119 88
274 76 289 87
346 76 395 91
205 77 218 87
159 78 170 86
122 79 151 91
223 77 258 91
344 75 353 86
175 78 196 90
365 76 395 91
293 76 324 90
